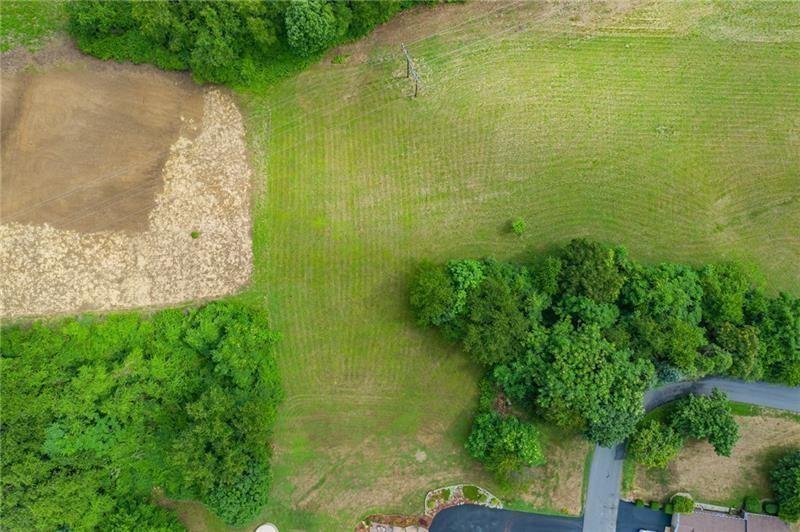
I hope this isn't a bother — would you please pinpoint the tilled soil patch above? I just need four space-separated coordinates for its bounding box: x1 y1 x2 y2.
1 38 204 233
1 90 253 318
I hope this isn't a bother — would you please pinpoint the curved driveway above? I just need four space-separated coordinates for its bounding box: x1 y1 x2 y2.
430 504 581 532
582 378 800 532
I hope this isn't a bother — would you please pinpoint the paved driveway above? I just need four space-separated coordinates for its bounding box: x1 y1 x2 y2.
430 504 582 532
615 501 670 532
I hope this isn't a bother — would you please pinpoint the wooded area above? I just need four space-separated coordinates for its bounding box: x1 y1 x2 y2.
1 302 282 529
411 239 799 474
66 0 448 84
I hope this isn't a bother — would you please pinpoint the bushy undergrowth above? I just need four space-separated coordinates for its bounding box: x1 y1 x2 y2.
0 302 283 529
411 239 799 474
65 0 450 87
771 449 800 522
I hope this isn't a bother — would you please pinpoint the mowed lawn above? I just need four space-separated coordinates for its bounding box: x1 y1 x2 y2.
218 1 799 530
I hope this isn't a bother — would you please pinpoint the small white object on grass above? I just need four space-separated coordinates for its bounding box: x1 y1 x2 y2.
255 524 278 532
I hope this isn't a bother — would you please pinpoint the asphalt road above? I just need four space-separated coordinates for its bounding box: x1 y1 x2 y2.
615 501 670 532
430 504 581 532
581 378 800 532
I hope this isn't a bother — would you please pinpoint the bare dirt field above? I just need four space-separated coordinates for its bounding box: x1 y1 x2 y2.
628 412 800 506
0 40 252 319
2 38 204 232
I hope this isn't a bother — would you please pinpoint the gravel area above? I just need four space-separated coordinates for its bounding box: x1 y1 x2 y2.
1 90 253 319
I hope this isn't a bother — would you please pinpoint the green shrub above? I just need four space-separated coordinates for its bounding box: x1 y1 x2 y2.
191 230 201 239
650 501 661 511
635 499 645 507
629 419 684 468
770 449 800 522
511 218 526 236
764 502 779 515
664 503 674 515
672 495 695 514
743 495 761 513
462 485 481 501
285 0 336 58
670 389 740 457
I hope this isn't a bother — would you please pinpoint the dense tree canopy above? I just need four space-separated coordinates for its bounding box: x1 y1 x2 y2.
1 302 282 529
628 420 684 468
66 0 443 85
465 410 545 479
669 389 740 457
410 238 798 459
771 449 800 523
524 320 652 445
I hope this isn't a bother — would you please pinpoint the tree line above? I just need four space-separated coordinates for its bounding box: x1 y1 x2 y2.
410 239 799 475
1 302 282 529
66 0 454 85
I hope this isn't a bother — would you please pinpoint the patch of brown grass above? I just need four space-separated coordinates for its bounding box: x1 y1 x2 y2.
628 413 800 506
519 430 592 515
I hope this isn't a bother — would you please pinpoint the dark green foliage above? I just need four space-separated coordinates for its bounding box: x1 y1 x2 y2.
66 0 430 86
558 295 620 329
0 302 282 528
449 259 486 317
205 462 271 526
511 218 526 236
627 314 707 376
654 362 684 385
746 292 800 386
629 420 685 468
622 263 703 324
770 449 800 522
558 238 628 304
411 238 798 460
664 503 674 515
528 320 653 445
700 263 751 328
410 262 459 327
622 262 708 376
764 501 779 515
635 499 645 507
409 259 485 331
285 0 336 57
531 255 562 297
460 260 547 366
670 389 740 457
744 495 761 513
650 501 661 511
714 322 762 380
462 484 481 501
465 411 545 478
672 494 695 513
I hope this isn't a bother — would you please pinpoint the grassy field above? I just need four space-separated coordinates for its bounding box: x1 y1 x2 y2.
225 1 800 530
0 1 66 52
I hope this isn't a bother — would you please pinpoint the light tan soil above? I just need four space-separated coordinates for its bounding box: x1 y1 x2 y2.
1 38 204 232
0 42 252 319
628 413 800 506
